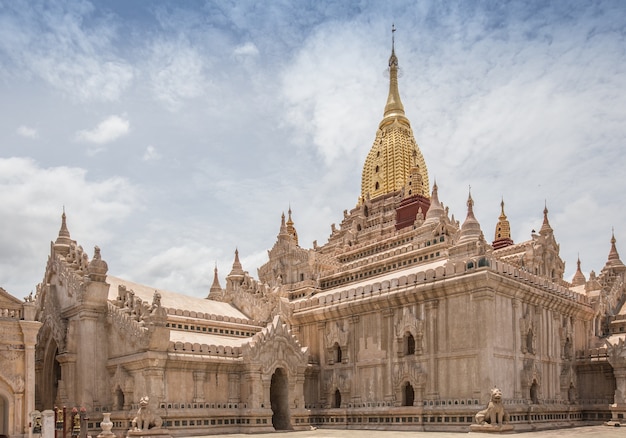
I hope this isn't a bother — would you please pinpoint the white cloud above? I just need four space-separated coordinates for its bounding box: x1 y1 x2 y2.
281 22 385 164
147 39 207 111
75 115 130 144
17 125 38 139
234 42 259 57
142 145 161 161
0 157 138 295
0 2 134 101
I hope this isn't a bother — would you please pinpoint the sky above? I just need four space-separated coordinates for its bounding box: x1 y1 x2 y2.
0 0 625 298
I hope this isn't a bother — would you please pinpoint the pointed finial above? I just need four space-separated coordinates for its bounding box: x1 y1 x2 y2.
539 201 553 235
55 207 71 247
209 261 223 296
493 197 513 249
607 228 622 264
466 187 475 217
391 23 396 52
572 253 586 286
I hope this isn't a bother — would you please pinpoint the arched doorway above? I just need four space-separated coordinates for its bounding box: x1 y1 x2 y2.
530 380 539 404
38 339 61 410
115 387 125 411
333 389 341 408
270 368 291 430
403 382 414 406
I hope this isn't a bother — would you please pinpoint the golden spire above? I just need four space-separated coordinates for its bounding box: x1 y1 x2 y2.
360 25 429 202
492 198 513 250
381 24 408 128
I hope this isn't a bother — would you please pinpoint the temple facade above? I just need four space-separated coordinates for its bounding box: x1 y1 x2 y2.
0 289 40 437
1 36 625 436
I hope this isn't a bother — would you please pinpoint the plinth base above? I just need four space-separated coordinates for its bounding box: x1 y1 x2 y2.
469 423 514 434
127 428 172 438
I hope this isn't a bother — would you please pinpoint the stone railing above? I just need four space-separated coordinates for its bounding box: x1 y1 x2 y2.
168 341 241 357
576 347 609 361
0 307 22 319
107 302 150 345
165 308 253 326
294 256 589 313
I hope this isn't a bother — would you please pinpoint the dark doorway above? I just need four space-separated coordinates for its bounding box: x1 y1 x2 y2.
333 389 341 408
530 381 539 404
115 387 125 410
403 382 414 406
406 333 415 355
270 368 291 430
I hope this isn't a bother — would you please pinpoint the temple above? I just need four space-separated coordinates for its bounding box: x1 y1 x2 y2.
2 31 626 437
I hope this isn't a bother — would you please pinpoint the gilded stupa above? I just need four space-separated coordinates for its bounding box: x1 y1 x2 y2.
360 26 429 202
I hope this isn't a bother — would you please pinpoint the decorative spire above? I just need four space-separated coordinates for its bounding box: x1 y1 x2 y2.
424 181 443 224
55 208 71 245
606 229 625 268
285 206 299 246
492 198 514 250
382 24 407 127
228 248 244 277
53 208 72 256
458 188 482 244
360 25 429 202
571 255 586 286
209 263 223 296
539 202 553 236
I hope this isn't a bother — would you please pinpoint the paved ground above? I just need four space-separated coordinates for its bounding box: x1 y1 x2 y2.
208 425 625 437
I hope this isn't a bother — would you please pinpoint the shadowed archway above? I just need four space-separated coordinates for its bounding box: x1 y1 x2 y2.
270 368 292 430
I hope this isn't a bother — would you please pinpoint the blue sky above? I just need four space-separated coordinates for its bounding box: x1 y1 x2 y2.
0 1 625 297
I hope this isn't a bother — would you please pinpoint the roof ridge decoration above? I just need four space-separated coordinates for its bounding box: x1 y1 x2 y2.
241 315 309 376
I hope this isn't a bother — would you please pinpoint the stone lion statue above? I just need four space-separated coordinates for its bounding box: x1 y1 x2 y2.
131 396 163 431
475 388 509 426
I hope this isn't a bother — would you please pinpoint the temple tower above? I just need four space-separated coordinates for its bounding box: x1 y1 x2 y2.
360 26 429 203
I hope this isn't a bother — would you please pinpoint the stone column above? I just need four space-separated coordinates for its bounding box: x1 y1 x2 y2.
228 373 240 404
472 291 495 395
350 315 361 407
511 299 521 399
144 367 165 406
383 308 394 403
193 371 205 403
21 319 42 434
425 300 439 399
